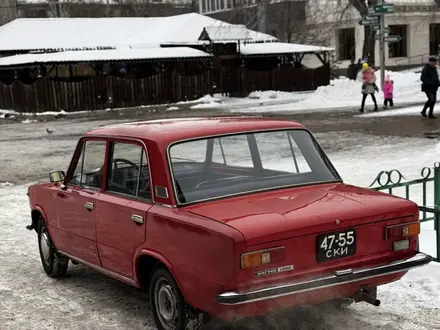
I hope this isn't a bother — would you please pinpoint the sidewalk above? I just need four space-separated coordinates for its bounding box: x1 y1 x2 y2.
0 97 427 124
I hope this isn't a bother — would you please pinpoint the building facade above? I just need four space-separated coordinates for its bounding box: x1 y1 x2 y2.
303 0 440 70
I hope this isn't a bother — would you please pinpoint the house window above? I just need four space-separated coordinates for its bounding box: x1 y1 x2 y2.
388 25 408 58
337 28 355 61
429 24 440 55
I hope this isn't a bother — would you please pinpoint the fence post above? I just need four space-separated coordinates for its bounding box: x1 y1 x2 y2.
434 164 440 231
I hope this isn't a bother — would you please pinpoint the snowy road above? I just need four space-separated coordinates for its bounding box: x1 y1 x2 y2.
1 116 440 329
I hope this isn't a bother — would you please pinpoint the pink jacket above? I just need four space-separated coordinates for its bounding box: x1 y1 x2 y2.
383 82 394 99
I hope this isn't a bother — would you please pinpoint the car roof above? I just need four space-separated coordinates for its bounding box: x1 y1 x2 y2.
85 116 305 145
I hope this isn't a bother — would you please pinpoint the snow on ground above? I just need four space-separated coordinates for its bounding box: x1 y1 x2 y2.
0 70 427 119
1 120 440 329
184 70 424 114
225 70 426 113
358 105 424 118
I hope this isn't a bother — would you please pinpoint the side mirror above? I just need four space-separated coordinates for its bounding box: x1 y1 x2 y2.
49 171 65 183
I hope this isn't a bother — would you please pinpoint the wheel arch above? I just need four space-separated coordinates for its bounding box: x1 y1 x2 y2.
30 206 47 232
134 250 177 291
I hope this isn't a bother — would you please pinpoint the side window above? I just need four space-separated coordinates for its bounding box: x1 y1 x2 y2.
255 131 311 173
212 135 253 167
107 142 151 199
70 140 107 188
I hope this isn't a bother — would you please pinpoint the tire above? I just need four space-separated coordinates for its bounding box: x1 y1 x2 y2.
37 218 69 278
149 266 205 330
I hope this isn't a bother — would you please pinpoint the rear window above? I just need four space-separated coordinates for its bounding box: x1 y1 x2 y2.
168 129 340 204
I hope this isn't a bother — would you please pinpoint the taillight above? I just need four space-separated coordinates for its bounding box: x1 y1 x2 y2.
385 222 420 240
240 247 285 269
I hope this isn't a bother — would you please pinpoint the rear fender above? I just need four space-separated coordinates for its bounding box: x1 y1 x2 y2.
133 248 175 287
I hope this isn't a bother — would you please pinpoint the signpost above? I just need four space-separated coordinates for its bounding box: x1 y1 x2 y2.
373 4 395 14
384 35 402 43
360 15 380 25
360 2 397 90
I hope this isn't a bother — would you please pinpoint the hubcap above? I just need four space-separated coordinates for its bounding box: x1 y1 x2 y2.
154 278 178 330
40 230 51 263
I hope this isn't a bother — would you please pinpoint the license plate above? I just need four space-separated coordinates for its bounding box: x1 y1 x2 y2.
316 229 356 263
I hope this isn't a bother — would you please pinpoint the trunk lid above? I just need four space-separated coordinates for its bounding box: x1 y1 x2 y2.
187 183 418 246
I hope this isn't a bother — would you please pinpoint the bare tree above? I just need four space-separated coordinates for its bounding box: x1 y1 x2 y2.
275 0 306 42
347 0 378 63
47 0 73 17
0 0 16 25
122 0 152 17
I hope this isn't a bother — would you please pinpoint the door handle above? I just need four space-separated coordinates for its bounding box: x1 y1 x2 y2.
84 202 95 210
131 214 144 224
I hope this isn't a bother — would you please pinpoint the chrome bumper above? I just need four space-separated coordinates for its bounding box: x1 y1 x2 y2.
216 252 432 305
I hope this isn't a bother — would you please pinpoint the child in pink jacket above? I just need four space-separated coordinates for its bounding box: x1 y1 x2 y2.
383 75 394 108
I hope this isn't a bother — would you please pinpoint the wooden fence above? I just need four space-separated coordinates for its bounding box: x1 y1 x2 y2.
241 64 330 96
0 71 212 113
0 63 330 113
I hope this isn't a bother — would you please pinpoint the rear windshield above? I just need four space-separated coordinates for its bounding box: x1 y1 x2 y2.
168 129 340 204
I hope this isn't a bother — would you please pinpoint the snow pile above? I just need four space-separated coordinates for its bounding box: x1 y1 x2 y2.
0 181 14 187
231 69 427 113
187 94 223 109
248 90 307 101
293 70 424 110
21 119 38 124
191 101 222 109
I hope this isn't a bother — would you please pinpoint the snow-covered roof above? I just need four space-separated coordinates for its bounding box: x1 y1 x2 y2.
0 13 276 52
239 42 333 56
200 25 275 42
0 47 211 67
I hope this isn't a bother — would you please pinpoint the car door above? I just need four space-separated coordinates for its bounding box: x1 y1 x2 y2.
56 139 107 266
95 140 153 279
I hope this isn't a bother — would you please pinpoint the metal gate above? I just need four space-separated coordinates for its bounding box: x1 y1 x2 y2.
368 162 440 262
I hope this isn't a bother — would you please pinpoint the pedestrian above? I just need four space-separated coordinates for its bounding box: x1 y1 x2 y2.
355 58 362 77
348 59 356 80
359 63 379 113
383 75 394 109
420 56 440 119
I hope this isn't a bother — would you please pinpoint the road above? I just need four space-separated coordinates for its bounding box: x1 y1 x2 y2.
1 107 440 330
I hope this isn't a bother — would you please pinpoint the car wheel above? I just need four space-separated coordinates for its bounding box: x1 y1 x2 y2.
37 218 69 278
149 266 205 330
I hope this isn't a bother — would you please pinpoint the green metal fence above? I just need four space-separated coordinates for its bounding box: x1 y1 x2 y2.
368 162 440 262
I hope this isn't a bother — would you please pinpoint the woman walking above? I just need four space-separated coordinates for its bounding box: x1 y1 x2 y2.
359 63 379 113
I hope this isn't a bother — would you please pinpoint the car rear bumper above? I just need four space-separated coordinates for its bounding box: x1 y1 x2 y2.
216 252 432 305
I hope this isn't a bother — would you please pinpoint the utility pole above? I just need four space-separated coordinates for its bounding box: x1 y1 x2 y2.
379 0 385 91
362 2 396 90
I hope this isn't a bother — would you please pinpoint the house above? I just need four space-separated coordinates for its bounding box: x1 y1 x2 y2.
0 12 332 112
302 0 440 71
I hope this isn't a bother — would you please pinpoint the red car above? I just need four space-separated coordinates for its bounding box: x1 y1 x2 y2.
27 117 432 330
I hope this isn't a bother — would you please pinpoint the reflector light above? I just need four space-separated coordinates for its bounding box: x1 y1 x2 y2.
241 247 285 269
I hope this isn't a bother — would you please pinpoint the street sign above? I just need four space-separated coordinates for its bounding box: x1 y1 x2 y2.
384 35 402 43
368 6 379 15
373 4 394 13
360 15 380 25
376 27 390 34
